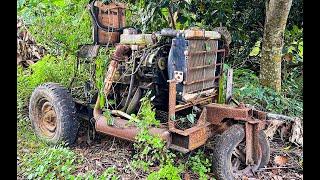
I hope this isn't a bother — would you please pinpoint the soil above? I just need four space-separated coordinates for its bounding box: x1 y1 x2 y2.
71 123 303 179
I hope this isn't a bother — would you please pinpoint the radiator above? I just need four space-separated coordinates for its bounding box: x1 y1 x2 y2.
168 34 224 102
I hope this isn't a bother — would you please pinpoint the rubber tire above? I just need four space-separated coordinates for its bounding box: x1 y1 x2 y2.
29 83 79 145
212 124 270 180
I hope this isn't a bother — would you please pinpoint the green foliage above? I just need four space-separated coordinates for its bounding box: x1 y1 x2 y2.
187 150 212 180
249 40 261 57
233 68 303 117
283 25 303 63
17 0 93 114
100 166 120 180
147 162 184 180
95 49 112 109
70 166 120 180
129 91 172 172
129 91 160 128
23 145 81 179
17 55 81 114
18 0 91 55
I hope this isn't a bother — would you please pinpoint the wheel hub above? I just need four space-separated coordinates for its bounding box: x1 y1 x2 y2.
39 101 57 137
231 142 262 178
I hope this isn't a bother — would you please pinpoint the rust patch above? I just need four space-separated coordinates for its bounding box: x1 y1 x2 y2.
205 103 250 124
95 116 171 145
39 101 57 138
188 127 208 150
245 121 262 170
94 1 126 44
168 79 177 130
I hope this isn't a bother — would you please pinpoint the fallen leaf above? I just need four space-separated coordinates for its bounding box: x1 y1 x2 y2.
272 175 283 180
274 155 289 166
280 123 292 141
289 118 303 146
184 172 190 180
26 60 35 65
95 160 103 168
264 120 284 139
271 168 279 175
242 176 248 180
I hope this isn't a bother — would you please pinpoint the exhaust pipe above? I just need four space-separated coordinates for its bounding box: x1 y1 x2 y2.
103 44 131 97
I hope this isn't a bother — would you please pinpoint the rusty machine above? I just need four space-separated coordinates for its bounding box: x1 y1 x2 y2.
28 1 270 179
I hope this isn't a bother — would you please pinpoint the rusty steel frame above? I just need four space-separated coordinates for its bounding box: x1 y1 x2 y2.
245 121 261 168
166 78 267 164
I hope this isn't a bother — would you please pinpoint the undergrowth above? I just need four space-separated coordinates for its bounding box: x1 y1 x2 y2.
187 150 212 180
147 163 184 180
23 145 81 179
129 91 175 172
18 0 91 55
17 54 90 115
232 68 303 118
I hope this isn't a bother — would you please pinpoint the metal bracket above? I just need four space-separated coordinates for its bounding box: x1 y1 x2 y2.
174 71 183 83
245 121 261 170
225 68 233 104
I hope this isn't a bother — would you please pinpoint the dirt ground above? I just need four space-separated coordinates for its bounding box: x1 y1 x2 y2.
72 123 303 180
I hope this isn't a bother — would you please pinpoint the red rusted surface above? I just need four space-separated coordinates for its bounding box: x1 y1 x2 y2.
94 1 126 44
175 93 216 112
250 109 267 120
206 103 251 124
103 60 118 97
245 121 262 170
170 124 210 152
188 127 208 150
95 116 171 144
39 101 57 138
168 79 176 130
111 44 131 61
103 45 130 97
196 107 207 126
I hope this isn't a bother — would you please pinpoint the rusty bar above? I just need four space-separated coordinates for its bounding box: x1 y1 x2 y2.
103 45 130 97
205 103 250 124
95 115 171 143
183 76 220 85
186 49 225 56
245 122 260 166
103 60 118 97
94 1 126 11
175 94 215 112
196 107 207 126
188 63 222 71
168 79 177 130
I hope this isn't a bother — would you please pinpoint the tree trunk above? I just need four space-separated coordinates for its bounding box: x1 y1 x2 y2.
260 0 293 92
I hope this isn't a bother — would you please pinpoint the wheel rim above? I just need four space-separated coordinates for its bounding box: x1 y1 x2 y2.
230 140 262 178
38 100 57 138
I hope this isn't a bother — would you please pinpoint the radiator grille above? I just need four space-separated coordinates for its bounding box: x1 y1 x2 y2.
184 40 219 94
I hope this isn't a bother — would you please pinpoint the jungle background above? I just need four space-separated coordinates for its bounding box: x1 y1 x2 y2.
17 0 303 179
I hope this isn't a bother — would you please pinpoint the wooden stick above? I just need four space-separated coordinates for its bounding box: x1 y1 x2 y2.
256 166 299 171
266 113 296 121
